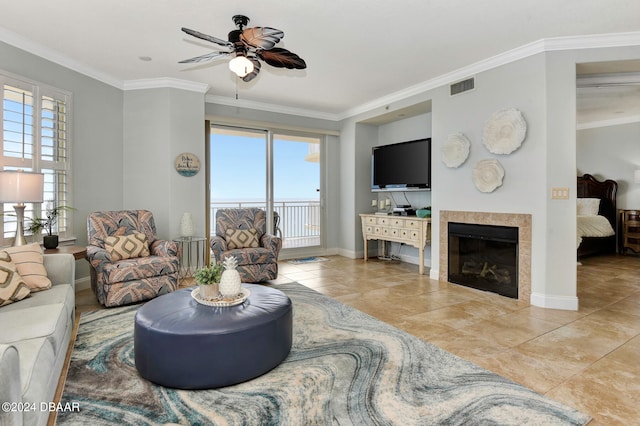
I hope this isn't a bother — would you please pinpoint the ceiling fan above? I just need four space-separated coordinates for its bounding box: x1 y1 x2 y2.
179 15 306 82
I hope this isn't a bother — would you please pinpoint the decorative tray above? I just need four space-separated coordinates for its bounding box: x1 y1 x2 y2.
191 287 250 307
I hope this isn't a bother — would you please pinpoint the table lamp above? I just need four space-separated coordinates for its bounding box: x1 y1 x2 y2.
0 170 45 246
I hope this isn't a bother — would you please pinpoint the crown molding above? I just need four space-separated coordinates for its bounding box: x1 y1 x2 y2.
0 26 123 90
124 78 209 93
577 114 640 130
205 94 340 121
341 32 640 120
2 25 640 121
577 72 640 88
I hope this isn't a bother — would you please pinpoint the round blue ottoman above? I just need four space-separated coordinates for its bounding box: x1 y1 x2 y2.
134 284 292 389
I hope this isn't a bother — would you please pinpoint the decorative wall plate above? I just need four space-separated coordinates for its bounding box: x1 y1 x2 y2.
482 108 527 155
442 133 471 168
472 159 505 193
175 152 200 177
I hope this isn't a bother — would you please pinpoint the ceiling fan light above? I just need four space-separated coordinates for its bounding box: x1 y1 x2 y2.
229 55 254 77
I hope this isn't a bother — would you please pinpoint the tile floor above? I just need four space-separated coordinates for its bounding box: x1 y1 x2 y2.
74 253 640 425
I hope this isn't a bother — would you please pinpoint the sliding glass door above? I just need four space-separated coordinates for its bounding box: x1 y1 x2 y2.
209 125 323 254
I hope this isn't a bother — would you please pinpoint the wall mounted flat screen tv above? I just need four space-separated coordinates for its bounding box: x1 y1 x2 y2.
371 138 431 192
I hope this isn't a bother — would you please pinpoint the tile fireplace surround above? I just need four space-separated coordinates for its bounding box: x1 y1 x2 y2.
440 211 532 303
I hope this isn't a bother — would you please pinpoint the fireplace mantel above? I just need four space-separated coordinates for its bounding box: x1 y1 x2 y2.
440 211 532 303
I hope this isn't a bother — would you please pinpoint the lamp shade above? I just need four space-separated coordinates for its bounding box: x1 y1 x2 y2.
229 55 254 77
0 170 45 203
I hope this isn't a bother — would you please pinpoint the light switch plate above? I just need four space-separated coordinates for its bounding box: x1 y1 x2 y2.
551 187 569 199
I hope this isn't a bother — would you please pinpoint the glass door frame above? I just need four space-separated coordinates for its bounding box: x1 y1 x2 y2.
207 122 326 257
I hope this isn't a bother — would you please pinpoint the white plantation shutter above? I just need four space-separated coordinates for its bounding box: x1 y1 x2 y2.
1 72 73 244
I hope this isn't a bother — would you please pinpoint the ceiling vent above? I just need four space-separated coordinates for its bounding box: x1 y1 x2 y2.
450 77 475 96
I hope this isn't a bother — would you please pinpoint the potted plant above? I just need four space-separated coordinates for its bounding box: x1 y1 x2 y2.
194 262 224 300
27 203 74 249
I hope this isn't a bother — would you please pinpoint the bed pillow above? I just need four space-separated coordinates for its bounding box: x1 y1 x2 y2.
0 251 31 306
577 198 600 216
2 243 52 292
104 232 150 261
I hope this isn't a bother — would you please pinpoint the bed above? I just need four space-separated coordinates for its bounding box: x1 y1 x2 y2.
576 174 618 258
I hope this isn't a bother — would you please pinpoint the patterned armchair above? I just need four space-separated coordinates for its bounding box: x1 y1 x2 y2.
211 208 282 282
86 210 179 307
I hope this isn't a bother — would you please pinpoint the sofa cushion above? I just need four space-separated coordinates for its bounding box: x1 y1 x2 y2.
0 303 69 354
1 243 52 292
0 251 30 306
0 284 74 323
12 337 55 421
225 228 260 249
105 232 150 261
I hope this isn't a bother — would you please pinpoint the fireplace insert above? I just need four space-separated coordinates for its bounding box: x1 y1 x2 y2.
448 222 518 299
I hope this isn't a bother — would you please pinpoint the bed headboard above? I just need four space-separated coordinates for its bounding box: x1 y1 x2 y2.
577 174 618 228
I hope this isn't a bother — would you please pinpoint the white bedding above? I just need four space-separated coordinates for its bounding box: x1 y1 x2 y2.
577 214 615 248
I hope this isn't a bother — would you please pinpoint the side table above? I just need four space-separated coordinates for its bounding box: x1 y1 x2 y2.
173 236 207 278
44 245 87 260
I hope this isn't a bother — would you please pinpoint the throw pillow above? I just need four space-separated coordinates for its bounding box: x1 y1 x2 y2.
104 232 150 261
2 243 52 292
577 198 600 216
0 251 30 306
225 228 260 249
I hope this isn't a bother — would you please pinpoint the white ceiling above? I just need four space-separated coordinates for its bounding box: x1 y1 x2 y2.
1 0 640 124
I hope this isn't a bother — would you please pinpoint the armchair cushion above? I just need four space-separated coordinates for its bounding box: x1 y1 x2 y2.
0 252 30 307
223 247 278 266
2 243 51 292
102 256 179 283
225 228 260 249
104 232 150 261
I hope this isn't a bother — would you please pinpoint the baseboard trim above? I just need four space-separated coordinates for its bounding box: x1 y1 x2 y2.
75 276 91 292
530 292 579 311
429 268 439 280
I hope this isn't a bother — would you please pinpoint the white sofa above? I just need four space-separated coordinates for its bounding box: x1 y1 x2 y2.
0 253 76 426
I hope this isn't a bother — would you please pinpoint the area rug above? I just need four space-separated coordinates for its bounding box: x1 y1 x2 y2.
288 256 329 264
57 282 590 425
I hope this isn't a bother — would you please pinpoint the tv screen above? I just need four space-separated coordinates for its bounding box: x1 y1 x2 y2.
372 138 431 191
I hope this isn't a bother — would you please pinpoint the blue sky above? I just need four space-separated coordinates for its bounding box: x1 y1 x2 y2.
210 134 319 202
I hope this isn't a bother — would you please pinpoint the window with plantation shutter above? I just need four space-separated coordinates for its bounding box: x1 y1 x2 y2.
1 71 73 246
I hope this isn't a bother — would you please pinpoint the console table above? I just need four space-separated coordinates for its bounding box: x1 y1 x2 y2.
360 214 431 274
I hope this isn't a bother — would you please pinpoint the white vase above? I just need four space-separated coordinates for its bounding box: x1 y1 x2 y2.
180 212 195 237
198 283 219 301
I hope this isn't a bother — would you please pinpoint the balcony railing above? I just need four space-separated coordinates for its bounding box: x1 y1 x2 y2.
210 200 320 249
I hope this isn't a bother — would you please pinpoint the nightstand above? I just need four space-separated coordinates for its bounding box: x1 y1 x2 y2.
619 209 640 254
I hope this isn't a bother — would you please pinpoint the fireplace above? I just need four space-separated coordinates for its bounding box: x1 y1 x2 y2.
439 211 532 303
448 222 518 299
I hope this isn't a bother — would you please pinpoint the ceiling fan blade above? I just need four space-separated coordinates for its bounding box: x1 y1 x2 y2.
181 27 233 48
240 27 284 50
242 59 262 82
178 51 230 64
258 47 306 69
